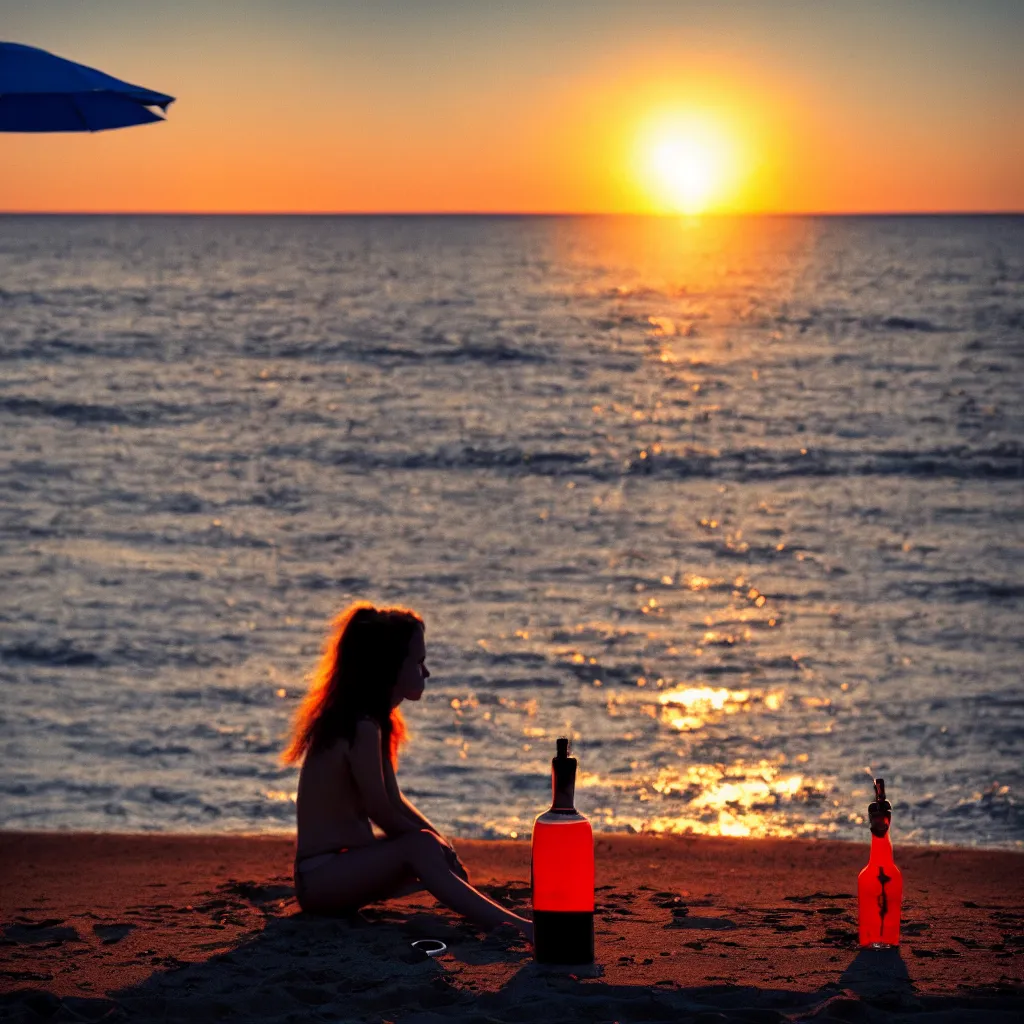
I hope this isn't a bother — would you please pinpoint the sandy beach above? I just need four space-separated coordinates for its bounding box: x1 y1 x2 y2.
0 832 1020 1022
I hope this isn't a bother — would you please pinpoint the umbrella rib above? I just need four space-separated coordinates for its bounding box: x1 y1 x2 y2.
69 93 92 132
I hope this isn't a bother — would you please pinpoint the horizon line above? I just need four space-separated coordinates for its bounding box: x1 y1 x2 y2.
1 209 1022 218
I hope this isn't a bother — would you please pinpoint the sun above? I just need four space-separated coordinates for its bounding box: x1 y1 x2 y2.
650 136 720 214
639 113 738 215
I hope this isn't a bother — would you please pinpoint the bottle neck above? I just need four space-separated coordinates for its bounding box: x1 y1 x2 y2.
552 777 576 812
551 758 577 812
869 832 894 863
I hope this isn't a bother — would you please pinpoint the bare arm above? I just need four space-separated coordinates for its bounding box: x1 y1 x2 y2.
383 758 444 836
350 720 422 838
384 756 469 880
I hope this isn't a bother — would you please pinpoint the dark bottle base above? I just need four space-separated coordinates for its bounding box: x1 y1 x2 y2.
533 910 595 964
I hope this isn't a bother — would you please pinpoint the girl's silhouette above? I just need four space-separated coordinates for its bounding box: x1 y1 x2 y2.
283 602 533 942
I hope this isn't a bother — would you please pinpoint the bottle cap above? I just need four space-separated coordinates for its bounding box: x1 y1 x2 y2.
868 777 892 837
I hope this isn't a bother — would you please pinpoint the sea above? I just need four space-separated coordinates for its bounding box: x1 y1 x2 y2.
1 214 1021 849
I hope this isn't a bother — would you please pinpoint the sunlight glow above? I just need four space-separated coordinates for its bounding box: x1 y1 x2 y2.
639 112 740 214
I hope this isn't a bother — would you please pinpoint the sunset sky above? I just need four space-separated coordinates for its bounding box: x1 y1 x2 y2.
1 0 1022 214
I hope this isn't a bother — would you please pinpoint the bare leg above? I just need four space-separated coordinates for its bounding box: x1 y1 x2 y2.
390 877 426 898
297 841 426 914
402 831 532 939
297 831 532 942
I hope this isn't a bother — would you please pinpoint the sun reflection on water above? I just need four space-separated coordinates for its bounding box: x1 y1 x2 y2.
578 759 830 839
568 678 834 838
656 683 783 731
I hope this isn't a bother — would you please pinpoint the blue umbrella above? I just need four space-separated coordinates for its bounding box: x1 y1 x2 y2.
0 41 174 132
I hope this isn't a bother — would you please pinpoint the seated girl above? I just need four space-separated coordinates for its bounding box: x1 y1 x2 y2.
282 602 533 943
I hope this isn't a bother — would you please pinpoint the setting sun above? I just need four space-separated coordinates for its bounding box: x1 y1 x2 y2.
640 113 740 214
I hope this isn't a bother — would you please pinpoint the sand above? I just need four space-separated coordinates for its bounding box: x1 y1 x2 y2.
0 831 1021 1022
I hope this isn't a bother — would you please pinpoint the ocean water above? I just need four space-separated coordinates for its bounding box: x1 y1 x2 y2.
1 214 1021 849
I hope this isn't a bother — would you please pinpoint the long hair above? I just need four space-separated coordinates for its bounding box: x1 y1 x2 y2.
282 602 424 767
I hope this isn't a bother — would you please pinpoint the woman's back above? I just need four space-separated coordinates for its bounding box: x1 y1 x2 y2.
295 738 375 859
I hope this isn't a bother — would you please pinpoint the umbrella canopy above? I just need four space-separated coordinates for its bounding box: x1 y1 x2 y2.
0 41 174 132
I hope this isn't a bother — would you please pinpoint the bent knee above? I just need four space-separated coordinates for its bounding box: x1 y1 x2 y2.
400 828 447 862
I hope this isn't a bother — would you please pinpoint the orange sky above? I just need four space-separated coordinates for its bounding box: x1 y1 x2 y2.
2 1 1022 213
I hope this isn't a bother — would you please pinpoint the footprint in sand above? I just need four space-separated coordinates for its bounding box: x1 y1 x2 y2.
649 892 687 910
92 923 137 944
3 921 81 945
647 891 737 930
783 892 853 904
665 916 737 930
222 880 294 904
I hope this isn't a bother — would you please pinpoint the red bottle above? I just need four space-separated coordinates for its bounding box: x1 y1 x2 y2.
531 738 594 964
857 778 903 948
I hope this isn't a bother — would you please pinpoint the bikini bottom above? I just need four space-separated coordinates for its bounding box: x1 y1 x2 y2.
293 848 350 910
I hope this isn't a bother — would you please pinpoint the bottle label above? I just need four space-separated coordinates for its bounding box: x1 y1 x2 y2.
531 820 594 912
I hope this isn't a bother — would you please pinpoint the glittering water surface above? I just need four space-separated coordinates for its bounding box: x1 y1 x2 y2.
1 214 1022 847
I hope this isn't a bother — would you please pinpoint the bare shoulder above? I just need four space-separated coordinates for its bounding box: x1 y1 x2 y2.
303 733 351 774
353 716 380 736
352 717 382 753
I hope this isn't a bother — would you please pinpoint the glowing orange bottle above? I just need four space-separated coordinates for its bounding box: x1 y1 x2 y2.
531 738 594 964
857 778 903 948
